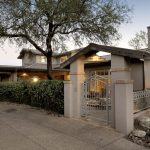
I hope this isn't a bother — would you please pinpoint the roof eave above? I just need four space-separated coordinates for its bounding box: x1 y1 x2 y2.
60 43 150 69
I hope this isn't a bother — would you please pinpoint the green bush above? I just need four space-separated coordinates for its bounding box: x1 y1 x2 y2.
0 80 64 114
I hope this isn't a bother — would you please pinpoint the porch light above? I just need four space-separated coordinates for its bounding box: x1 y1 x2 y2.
22 73 28 76
32 76 39 82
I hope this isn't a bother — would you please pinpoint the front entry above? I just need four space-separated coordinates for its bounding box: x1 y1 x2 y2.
81 71 111 124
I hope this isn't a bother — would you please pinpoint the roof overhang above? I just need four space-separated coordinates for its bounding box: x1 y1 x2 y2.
0 65 69 73
18 48 42 59
60 43 150 69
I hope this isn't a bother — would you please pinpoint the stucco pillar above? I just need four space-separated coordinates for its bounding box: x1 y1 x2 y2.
12 72 17 81
115 80 133 135
9 72 17 81
111 55 131 128
144 60 150 89
64 81 72 117
69 56 85 118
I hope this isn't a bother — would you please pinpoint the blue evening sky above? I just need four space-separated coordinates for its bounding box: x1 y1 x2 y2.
118 0 150 48
0 0 150 66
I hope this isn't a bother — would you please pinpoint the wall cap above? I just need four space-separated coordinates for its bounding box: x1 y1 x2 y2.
70 73 85 75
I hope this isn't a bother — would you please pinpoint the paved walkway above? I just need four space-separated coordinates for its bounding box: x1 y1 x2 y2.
0 102 148 150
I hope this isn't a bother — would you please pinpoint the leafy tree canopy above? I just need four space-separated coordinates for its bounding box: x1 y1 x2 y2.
128 30 148 50
0 0 131 79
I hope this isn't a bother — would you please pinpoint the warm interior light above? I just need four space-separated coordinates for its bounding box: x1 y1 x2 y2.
91 55 102 61
96 51 110 56
66 75 70 80
41 56 46 63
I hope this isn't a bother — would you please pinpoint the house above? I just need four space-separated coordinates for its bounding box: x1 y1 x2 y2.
1 27 150 135
0 48 79 82
0 45 112 82
0 42 149 89
62 26 150 135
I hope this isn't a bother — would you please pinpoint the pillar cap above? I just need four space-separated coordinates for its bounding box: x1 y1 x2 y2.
64 80 72 84
115 80 133 84
111 67 130 72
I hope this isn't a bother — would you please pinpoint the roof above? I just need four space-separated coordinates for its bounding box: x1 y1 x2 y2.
18 49 42 59
60 43 150 69
0 65 69 72
18 48 82 59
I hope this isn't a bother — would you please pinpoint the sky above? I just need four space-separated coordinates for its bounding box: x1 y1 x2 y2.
0 0 150 66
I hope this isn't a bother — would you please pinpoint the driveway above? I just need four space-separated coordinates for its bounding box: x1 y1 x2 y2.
0 102 148 150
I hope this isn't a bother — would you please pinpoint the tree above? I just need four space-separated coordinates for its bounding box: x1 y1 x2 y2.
0 0 131 79
128 30 148 50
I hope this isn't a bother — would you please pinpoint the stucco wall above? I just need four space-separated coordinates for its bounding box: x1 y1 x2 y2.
144 60 150 89
131 61 144 91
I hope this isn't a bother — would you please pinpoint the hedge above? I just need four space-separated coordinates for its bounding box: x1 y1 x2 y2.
0 80 64 114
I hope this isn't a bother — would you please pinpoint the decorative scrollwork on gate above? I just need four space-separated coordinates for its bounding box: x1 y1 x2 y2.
81 72 111 124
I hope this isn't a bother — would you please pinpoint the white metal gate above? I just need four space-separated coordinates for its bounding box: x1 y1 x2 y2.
81 72 111 124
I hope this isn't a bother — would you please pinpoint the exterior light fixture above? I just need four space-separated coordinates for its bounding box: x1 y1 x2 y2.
32 76 39 82
22 73 28 76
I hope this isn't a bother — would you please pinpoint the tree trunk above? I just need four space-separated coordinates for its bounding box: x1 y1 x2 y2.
47 50 53 80
46 22 54 80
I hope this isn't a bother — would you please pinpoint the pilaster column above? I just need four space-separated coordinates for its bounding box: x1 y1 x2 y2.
70 56 85 118
144 60 150 89
64 56 85 119
64 81 72 117
115 80 133 134
111 55 133 133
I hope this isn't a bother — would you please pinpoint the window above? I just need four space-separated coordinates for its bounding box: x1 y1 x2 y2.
40 56 47 64
86 55 105 62
60 56 68 63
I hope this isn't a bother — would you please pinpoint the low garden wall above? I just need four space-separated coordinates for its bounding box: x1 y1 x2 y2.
133 90 150 113
0 80 64 114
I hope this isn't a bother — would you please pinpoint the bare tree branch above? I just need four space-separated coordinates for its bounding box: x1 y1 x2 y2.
1 33 46 55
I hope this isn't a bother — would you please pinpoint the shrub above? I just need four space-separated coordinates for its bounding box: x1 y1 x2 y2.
0 80 64 114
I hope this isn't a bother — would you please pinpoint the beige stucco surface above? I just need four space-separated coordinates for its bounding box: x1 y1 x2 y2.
144 60 150 89
131 61 144 91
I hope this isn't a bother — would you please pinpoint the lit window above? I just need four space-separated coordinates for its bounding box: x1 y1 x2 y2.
41 56 46 63
86 55 105 62
60 56 67 63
